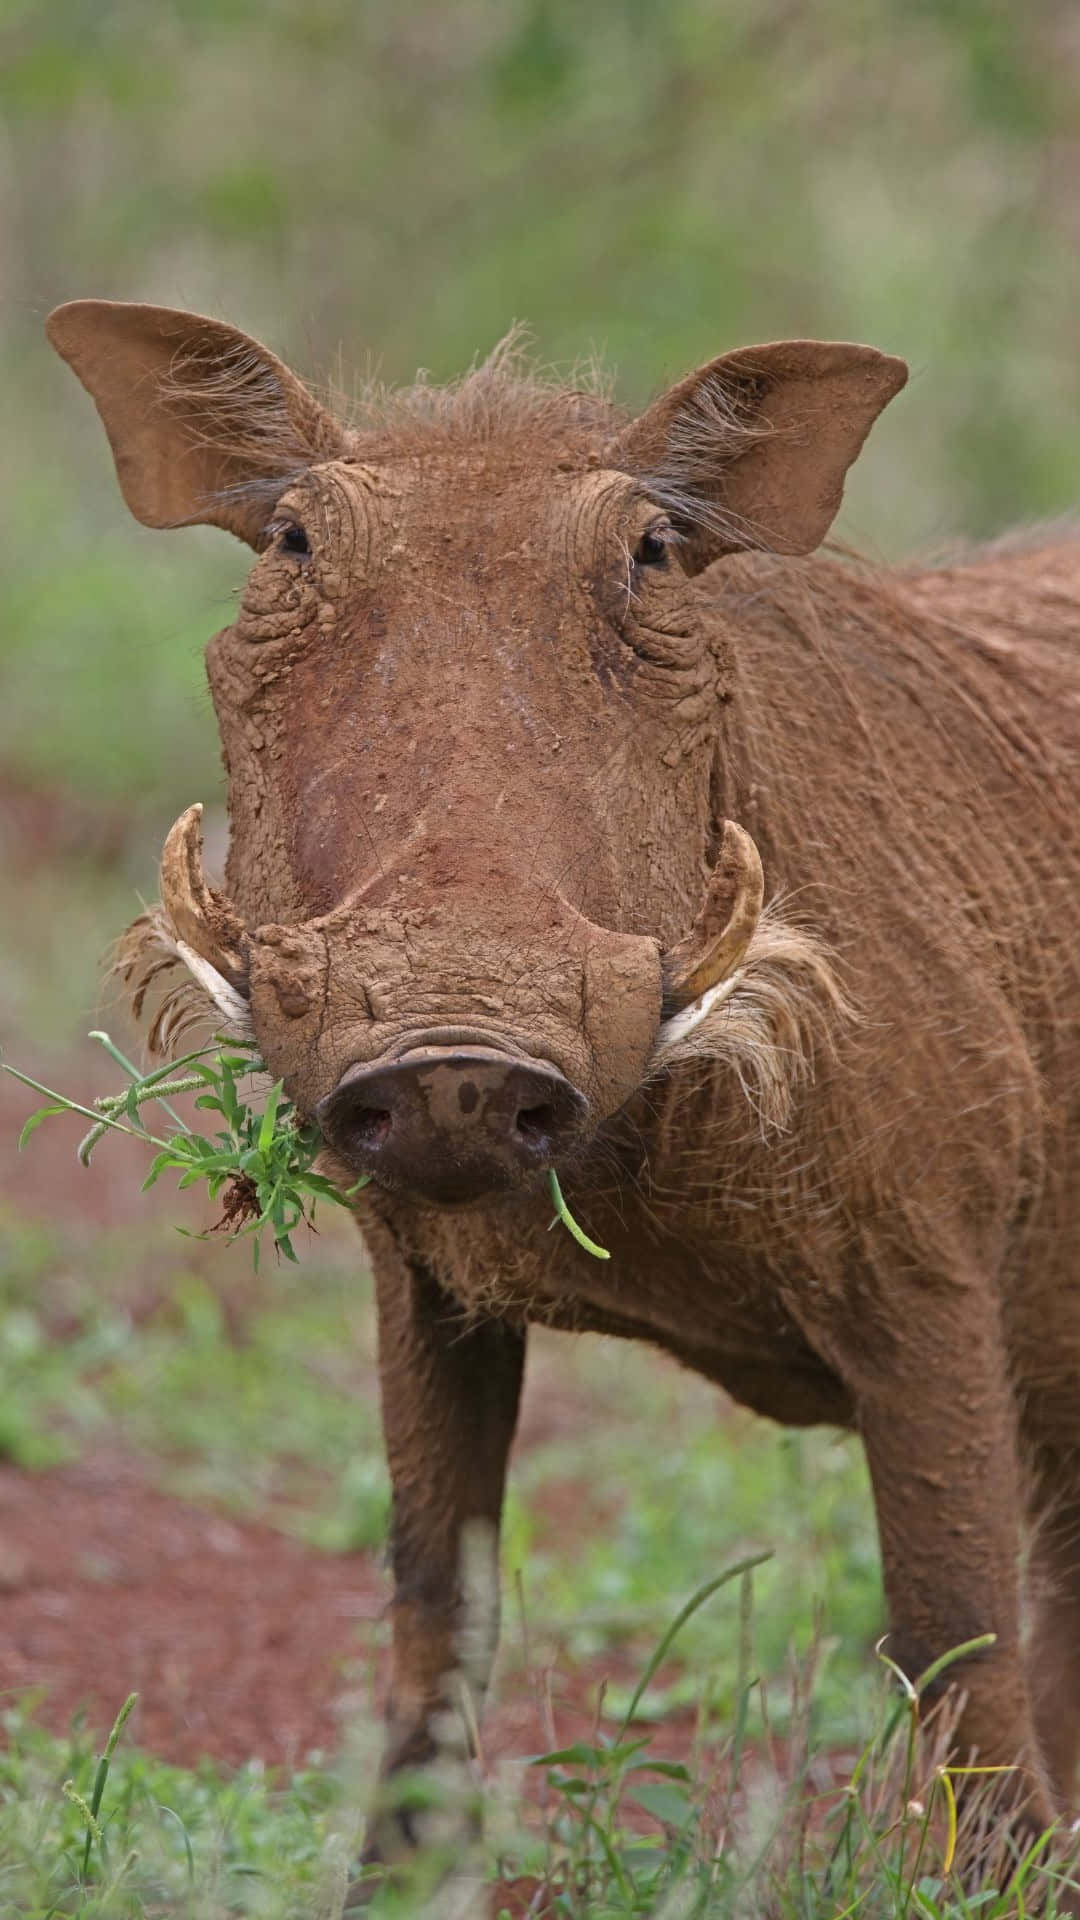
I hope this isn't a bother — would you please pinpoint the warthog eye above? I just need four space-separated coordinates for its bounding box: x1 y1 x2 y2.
279 522 311 556
633 527 670 568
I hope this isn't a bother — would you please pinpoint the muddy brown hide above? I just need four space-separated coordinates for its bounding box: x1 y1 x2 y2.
47 299 1080 1895
204 458 703 1119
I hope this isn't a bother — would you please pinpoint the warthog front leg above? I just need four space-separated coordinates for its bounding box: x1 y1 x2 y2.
1025 1463 1080 1808
826 1284 1061 1858
356 1224 525 1888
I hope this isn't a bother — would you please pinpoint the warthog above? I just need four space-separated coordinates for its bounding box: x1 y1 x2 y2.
49 301 1080 1872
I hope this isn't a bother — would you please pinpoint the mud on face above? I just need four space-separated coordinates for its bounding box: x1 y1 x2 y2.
50 302 904 1205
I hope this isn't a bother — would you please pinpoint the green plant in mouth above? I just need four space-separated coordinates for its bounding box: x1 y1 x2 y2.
548 1166 610 1259
4 1033 611 1267
4 1029 368 1269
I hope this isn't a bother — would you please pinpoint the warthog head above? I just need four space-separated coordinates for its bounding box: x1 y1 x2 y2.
49 302 905 1206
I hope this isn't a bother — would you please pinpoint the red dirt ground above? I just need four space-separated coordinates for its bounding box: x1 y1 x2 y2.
0 1449 709 1777
0 1453 385 1770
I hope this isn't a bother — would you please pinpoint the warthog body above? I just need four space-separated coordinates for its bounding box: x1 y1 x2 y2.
50 301 1080 1864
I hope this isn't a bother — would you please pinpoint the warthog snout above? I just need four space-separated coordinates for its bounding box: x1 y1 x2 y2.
316 1044 587 1204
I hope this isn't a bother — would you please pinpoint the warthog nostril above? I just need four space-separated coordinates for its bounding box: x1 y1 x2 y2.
315 1046 587 1205
348 1107 392 1151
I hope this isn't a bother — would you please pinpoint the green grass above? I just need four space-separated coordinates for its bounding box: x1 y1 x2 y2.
0 495 234 815
507 1390 882 1738
0 1697 352 1919
0 865 155 1062
3 1608 1078 1917
0 1198 386 1536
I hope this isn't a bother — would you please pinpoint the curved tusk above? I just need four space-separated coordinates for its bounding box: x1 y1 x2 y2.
160 804 249 991
174 940 254 1033
661 821 764 1015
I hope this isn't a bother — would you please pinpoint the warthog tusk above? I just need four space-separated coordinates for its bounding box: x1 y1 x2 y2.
174 941 255 1035
654 968 746 1052
660 821 764 1015
160 803 249 991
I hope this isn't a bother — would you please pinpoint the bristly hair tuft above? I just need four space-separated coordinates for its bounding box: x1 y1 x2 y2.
648 901 855 1137
640 367 777 556
334 323 623 457
109 908 254 1056
162 324 786 535
157 333 344 521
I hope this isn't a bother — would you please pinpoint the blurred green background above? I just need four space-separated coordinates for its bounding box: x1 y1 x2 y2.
0 2 1079 1875
4 0 1080 854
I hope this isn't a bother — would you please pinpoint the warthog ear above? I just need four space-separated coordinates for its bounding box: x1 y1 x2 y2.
608 340 907 569
46 300 348 546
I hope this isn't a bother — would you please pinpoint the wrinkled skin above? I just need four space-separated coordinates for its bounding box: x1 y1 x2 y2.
48 301 1080 1899
211 458 694 1119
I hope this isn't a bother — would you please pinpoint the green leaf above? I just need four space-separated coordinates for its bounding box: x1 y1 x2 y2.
5 1065 129 1134
158 1134 199 1160
914 1632 996 1695
88 1031 141 1080
258 1082 284 1154
162 1133 213 1162
298 1172 344 1200
142 1152 180 1190
529 1743 609 1769
17 1103 69 1149
189 1152 244 1175
627 1781 693 1828
187 1063 223 1086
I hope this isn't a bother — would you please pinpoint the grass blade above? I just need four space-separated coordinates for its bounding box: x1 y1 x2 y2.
548 1167 610 1259
89 1029 185 1128
618 1552 772 1737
